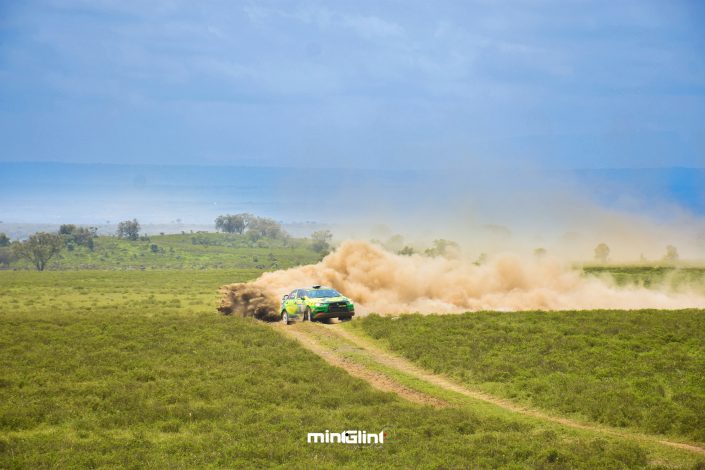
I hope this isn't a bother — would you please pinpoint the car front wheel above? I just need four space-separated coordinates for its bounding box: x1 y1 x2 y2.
305 308 313 322
282 311 289 325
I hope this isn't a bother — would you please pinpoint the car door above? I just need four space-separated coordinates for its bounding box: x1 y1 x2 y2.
285 290 298 315
296 289 307 315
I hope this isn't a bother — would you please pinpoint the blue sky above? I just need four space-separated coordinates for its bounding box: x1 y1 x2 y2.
1 0 704 170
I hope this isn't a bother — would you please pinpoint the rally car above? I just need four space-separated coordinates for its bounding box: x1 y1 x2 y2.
280 285 355 324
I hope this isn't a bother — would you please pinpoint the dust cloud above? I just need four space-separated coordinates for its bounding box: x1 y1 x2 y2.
219 240 705 318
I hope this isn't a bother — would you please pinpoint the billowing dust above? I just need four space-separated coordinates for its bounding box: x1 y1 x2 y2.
218 240 705 319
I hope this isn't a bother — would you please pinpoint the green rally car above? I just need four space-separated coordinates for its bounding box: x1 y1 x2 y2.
280 285 355 324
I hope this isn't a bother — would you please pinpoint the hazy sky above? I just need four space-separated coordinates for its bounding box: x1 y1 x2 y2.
1 0 704 170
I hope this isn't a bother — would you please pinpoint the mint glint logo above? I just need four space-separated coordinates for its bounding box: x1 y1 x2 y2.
307 430 386 444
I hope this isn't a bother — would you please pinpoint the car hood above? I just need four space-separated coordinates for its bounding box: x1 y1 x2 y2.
312 296 349 303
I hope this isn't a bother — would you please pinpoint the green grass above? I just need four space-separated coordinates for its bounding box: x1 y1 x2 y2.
1 271 698 468
4 232 322 271
351 310 705 445
583 266 705 290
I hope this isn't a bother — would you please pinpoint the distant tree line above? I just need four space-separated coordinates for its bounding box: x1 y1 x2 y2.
373 235 460 259
592 243 680 264
0 220 689 271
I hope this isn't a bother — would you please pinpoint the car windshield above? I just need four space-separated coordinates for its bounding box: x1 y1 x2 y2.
306 288 340 298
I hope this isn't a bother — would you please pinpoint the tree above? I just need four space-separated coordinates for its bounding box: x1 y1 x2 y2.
214 213 287 239
215 213 251 234
12 232 63 271
59 224 97 250
117 219 140 241
74 227 97 250
424 239 460 258
594 243 610 263
58 224 77 235
663 245 679 262
246 217 287 240
398 246 415 256
0 233 9 247
0 247 16 267
310 230 333 253
384 234 405 252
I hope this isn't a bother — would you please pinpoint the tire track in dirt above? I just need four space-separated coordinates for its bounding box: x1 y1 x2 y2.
275 320 705 457
274 322 447 408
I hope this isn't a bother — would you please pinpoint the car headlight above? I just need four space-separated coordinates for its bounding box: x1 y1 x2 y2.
315 302 323 307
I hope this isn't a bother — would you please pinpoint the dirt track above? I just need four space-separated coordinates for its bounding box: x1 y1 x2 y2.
274 320 705 457
278 324 446 408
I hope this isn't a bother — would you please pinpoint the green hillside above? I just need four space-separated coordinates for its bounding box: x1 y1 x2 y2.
2 232 322 271
583 265 705 290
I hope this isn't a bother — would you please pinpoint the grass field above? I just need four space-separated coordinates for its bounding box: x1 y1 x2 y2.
2 233 322 271
2 271 701 468
351 310 705 445
583 266 705 291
